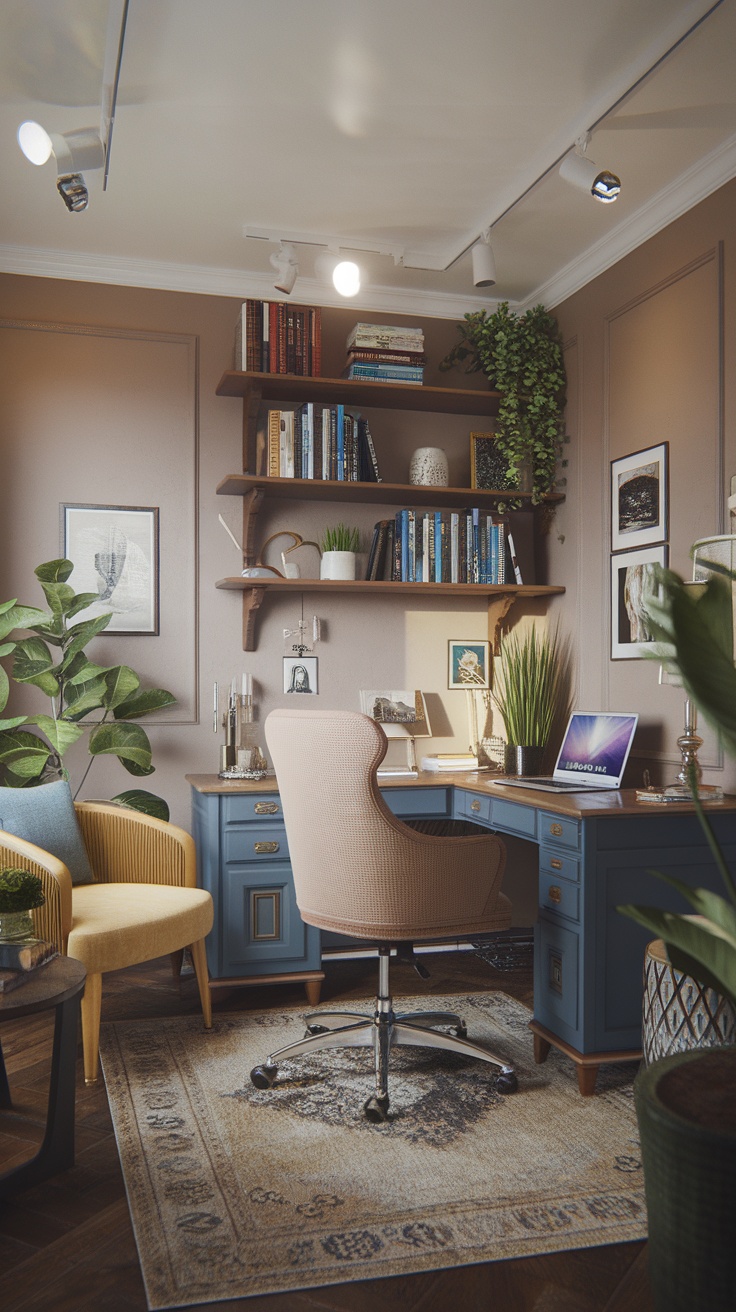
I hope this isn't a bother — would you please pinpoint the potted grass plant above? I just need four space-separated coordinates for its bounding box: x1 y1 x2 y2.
617 563 736 1312
320 524 361 581
494 624 569 775
0 866 45 942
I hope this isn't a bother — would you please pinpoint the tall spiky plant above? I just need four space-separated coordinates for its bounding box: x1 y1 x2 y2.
494 625 567 749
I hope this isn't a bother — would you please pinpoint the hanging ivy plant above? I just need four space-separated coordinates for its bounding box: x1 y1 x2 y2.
440 302 568 505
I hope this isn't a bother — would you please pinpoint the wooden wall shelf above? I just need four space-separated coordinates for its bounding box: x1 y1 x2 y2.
216 370 501 416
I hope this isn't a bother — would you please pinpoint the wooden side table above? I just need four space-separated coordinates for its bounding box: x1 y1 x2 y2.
0 955 86 1201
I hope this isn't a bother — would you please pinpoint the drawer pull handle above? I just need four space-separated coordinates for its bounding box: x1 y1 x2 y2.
550 857 562 870
255 801 279 815
470 799 481 812
254 841 279 854
550 823 563 837
548 885 562 904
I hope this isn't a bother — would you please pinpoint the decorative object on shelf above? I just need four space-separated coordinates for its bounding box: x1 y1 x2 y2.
320 524 360 580
61 502 159 634
408 446 449 487
470 431 531 495
611 544 668 659
283 656 318 695
0 560 175 819
611 443 669 553
494 625 569 776
215 675 268 779
0 867 45 943
439 303 567 506
448 640 491 690
284 609 321 658
360 689 431 776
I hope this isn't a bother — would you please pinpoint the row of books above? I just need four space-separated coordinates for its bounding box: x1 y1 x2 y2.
235 300 322 376
267 406 382 482
366 510 520 585
343 322 425 386
0 936 57 993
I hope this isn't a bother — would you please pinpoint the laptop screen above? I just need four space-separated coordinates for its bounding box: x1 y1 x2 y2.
553 712 638 787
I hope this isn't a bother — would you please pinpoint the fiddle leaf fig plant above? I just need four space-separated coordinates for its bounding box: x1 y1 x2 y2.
0 559 175 820
440 302 568 504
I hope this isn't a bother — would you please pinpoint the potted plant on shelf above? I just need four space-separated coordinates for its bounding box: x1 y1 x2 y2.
0 866 45 942
617 564 736 1312
320 524 361 581
439 302 568 506
493 624 569 775
0 559 175 819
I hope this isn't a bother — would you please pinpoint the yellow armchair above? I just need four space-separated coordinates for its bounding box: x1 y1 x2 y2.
0 802 213 1083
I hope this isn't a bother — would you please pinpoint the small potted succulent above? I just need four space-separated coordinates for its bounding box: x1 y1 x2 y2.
0 866 46 942
320 524 361 580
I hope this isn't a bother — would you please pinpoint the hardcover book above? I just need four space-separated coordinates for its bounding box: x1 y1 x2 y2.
0 938 57 971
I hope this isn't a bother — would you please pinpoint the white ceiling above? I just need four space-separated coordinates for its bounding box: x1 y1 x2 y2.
1 0 736 318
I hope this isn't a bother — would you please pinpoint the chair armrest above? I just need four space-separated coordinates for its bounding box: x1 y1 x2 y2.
0 829 72 952
75 803 197 888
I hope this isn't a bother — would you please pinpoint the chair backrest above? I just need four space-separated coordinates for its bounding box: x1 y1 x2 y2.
265 708 506 940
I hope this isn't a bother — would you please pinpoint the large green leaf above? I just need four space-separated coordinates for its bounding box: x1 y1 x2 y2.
35 559 74 585
114 687 176 720
0 665 8 715
27 714 85 756
618 901 736 1008
0 729 52 780
12 637 59 697
0 603 49 642
62 651 112 683
63 613 112 661
88 721 154 774
102 665 141 710
0 716 28 732
112 789 170 821
62 677 109 720
38 580 77 619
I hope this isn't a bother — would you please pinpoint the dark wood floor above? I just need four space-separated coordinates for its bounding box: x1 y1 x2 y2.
0 950 653 1312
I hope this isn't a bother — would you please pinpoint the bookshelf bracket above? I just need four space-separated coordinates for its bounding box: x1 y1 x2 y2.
487 594 516 655
242 586 267 651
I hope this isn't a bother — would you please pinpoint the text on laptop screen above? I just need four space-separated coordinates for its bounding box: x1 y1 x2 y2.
556 713 638 779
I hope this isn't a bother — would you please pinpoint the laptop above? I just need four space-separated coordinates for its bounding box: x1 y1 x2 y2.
493 711 638 793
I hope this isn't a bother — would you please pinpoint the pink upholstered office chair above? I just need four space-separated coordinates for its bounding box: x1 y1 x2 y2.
251 709 517 1121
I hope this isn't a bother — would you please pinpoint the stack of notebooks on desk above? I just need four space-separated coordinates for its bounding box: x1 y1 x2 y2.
0 937 57 994
421 753 485 772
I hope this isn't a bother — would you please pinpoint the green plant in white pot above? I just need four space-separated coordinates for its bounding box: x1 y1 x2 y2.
320 524 361 581
617 564 736 1312
494 624 569 775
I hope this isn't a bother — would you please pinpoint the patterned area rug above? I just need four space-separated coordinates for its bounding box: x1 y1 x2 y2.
100 993 645 1310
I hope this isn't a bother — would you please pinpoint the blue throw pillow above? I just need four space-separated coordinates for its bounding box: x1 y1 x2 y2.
0 779 95 885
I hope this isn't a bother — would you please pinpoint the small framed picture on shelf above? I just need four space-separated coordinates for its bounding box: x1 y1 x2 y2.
283 655 318 694
60 502 159 634
470 432 519 491
611 442 668 552
360 690 431 737
611 544 668 660
448 640 491 689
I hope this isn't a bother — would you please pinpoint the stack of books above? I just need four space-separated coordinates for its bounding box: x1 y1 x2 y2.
389 508 512 584
266 405 380 482
421 753 482 772
234 300 322 376
0 937 57 994
344 323 425 385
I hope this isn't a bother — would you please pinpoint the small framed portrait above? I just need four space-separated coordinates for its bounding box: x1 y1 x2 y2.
283 655 318 695
448 639 491 689
60 503 160 635
611 443 668 552
470 432 519 492
611 544 668 660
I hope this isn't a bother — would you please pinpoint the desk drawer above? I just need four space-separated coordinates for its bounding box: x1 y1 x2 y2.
384 787 451 818
539 872 580 923
540 811 580 851
490 797 537 839
455 790 491 824
223 825 288 862
222 795 282 824
540 847 580 883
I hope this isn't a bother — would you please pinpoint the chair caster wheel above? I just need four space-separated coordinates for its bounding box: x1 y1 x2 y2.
363 1094 390 1123
452 1024 468 1039
306 1023 329 1035
250 1063 278 1089
495 1071 518 1094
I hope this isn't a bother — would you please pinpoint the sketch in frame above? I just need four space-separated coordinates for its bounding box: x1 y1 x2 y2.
283 655 318 694
611 443 668 552
611 544 668 659
448 640 491 689
470 432 521 492
360 690 430 736
61 503 159 634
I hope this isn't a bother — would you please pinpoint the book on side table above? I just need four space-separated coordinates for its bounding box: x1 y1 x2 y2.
0 938 58 993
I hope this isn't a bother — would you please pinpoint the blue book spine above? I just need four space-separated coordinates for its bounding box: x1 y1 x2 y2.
434 512 442 582
472 508 480 584
336 404 345 480
400 510 409 582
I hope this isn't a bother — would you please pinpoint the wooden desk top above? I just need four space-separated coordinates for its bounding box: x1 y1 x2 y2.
186 772 736 820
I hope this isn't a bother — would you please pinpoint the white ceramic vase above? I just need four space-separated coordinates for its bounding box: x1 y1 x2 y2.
320 550 356 580
409 446 449 486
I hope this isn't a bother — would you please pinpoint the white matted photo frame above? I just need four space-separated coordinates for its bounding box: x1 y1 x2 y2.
611 443 668 552
359 690 431 737
611 544 668 660
283 656 318 694
448 640 491 689
60 503 159 634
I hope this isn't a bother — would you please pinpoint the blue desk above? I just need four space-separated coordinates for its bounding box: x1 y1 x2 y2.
187 773 736 1094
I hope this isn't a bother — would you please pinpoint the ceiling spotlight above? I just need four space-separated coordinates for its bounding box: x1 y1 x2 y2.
17 122 105 213
332 260 361 297
559 138 620 204
471 231 496 288
270 242 298 295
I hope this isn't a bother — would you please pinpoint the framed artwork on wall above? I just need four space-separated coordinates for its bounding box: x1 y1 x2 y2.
60 503 159 634
448 640 491 689
611 544 668 659
283 656 318 694
470 432 520 491
359 689 431 737
611 442 669 552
